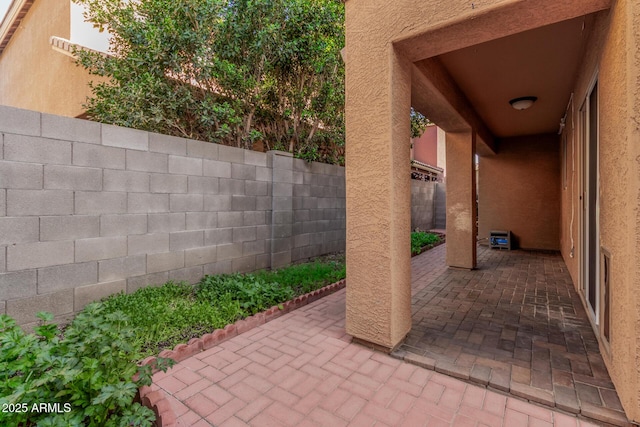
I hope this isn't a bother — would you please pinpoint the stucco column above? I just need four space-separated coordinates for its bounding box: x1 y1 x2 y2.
445 131 477 269
344 46 412 351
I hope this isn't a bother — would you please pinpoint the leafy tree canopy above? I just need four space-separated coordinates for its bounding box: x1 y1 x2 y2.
410 107 431 139
75 0 345 164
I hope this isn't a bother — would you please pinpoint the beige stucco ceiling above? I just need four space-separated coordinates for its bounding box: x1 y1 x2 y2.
436 14 596 138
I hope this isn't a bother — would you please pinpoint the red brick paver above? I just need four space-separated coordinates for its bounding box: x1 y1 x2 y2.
153 261 603 426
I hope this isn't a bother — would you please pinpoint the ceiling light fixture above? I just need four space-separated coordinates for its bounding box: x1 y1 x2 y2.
509 96 537 110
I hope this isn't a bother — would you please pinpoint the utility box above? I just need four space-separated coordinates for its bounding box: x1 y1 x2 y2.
490 230 512 250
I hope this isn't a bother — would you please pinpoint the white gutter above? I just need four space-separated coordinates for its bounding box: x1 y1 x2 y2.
410 159 443 175
0 0 33 55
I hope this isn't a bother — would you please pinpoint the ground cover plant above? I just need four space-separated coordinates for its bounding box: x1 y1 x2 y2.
411 231 442 255
0 306 172 427
0 256 343 425
99 255 346 357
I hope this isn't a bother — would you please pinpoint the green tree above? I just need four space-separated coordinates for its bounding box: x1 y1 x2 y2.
75 0 344 162
410 107 431 139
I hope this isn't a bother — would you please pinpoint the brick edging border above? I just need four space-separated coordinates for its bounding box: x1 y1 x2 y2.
137 385 176 427
137 278 347 427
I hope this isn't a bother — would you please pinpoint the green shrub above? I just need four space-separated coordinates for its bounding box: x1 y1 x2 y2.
0 305 172 427
411 232 441 255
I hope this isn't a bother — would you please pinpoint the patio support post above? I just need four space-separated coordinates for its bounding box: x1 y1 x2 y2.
344 45 412 351
445 131 477 269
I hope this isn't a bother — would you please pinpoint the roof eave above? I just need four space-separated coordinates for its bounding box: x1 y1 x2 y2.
411 159 443 174
50 35 109 59
0 0 35 56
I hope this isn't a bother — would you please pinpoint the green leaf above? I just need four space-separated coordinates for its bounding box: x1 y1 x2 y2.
76 0 344 159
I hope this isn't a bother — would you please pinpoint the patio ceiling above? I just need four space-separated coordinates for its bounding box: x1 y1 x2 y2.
406 4 609 148
435 14 597 139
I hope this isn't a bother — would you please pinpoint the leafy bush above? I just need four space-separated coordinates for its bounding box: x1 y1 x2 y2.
0 306 172 427
75 0 345 160
411 107 431 139
411 232 441 255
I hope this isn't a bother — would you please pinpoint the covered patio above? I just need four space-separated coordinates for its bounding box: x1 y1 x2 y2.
396 244 627 425
345 0 640 422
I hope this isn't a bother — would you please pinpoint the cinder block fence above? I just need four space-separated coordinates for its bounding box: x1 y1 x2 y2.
411 180 437 231
0 105 346 326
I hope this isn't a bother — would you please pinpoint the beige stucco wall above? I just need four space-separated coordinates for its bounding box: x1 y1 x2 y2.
0 0 94 117
344 0 521 351
560 11 611 286
559 102 579 285
632 0 640 418
344 0 520 350
558 2 640 420
344 40 413 349
479 134 561 251
598 41 638 422
446 131 477 268
598 1 639 417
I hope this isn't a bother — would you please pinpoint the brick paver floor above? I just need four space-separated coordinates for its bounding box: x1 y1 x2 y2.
397 244 628 426
151 244 615 426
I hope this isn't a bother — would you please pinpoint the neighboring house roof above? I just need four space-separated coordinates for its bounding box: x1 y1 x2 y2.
411 159 443 175
50 35 78 58
0 0 34 56
50 35 107 58
2 1 109 58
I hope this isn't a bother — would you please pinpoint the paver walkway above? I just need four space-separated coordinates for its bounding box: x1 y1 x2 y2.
398 245 628 426
151 244 610 426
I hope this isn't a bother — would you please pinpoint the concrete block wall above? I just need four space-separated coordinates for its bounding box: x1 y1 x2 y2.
0 105 346 326
290 157 346 264
411 180 436 231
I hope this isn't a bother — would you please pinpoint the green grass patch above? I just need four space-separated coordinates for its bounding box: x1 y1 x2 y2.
252 259 346 294
98 256 345 357
100 282 242 356
411 231 442 255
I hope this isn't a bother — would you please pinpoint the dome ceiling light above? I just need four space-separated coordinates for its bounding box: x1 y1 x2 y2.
509 96 537 110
